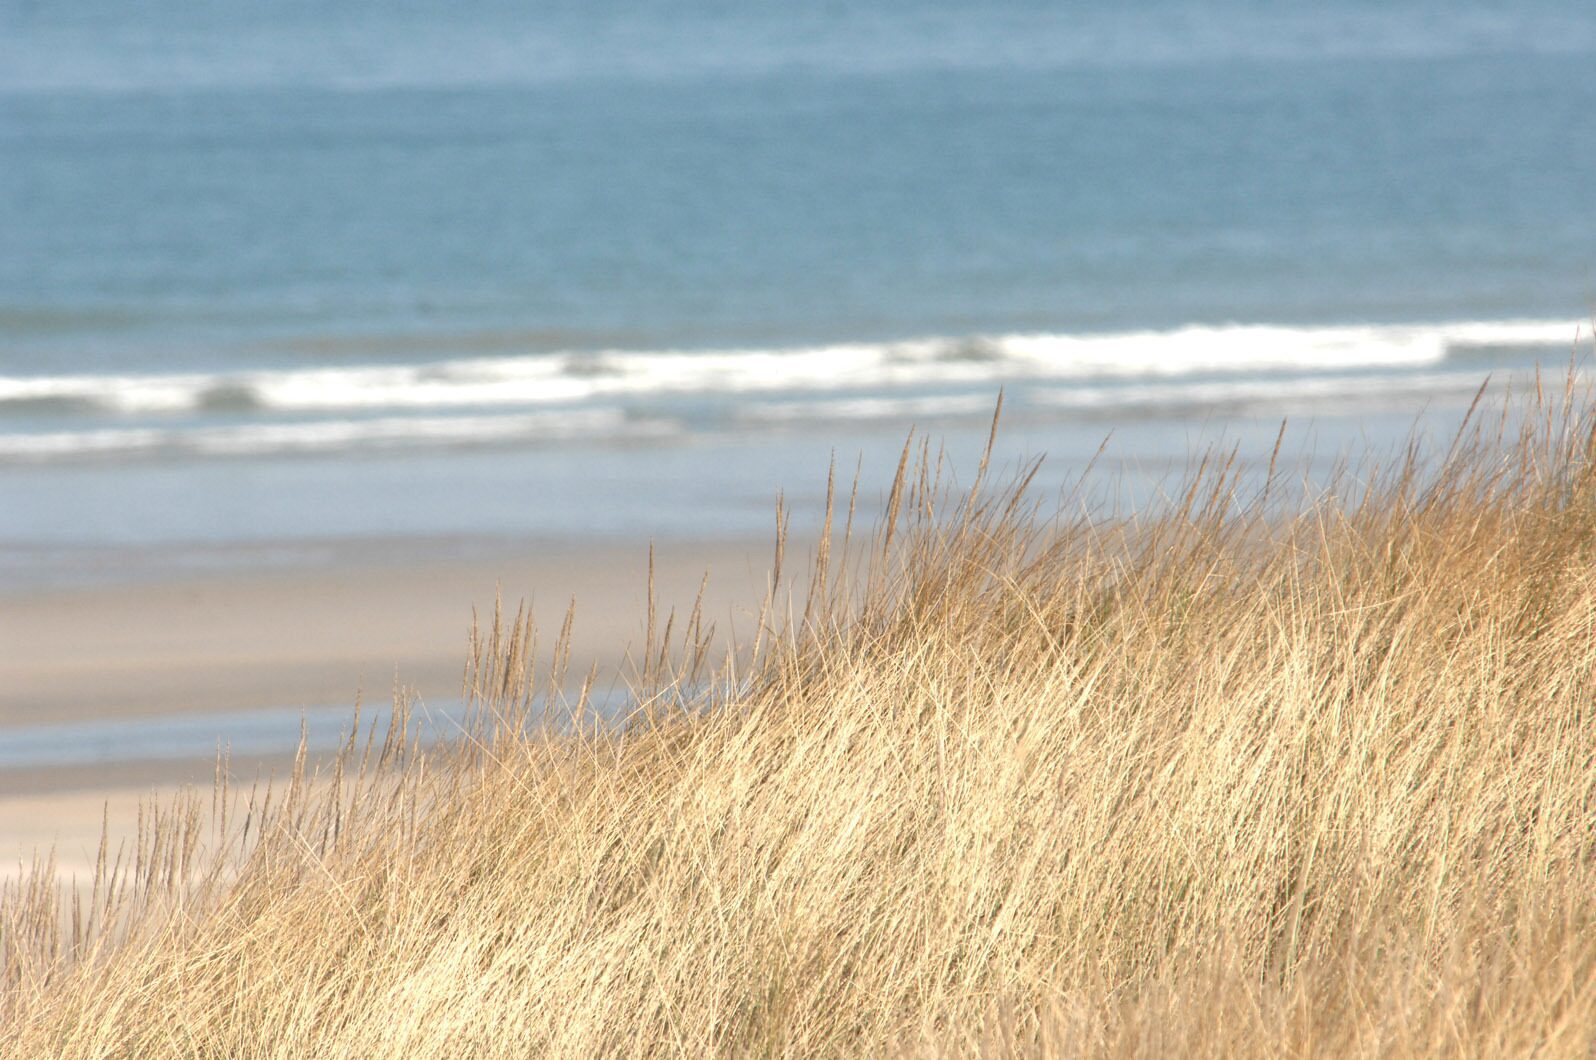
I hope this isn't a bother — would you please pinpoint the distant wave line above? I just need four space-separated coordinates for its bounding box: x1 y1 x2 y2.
7 18 1596 96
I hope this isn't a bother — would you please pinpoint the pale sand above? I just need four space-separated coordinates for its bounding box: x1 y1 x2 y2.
0 536 778 874
0 786 177 883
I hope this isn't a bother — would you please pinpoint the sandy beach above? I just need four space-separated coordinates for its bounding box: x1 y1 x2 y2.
0 535 776 875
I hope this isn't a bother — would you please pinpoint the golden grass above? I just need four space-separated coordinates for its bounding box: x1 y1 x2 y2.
4 383 1596 1057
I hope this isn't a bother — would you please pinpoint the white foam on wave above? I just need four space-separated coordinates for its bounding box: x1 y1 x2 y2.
0 372 213 415
0 408 665 463
0 319 1579 419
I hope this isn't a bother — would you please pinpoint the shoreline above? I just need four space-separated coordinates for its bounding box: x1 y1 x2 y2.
0 391 1538 874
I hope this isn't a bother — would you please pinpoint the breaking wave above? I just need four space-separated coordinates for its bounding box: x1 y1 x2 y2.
0 318 1582 464
0 319 1577 420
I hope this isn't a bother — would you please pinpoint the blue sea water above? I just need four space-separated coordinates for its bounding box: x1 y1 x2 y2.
2 0 1595 576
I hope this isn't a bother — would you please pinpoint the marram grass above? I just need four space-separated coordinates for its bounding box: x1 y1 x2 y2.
5 386 1596 1057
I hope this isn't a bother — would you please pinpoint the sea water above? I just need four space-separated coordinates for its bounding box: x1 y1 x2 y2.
3 0 1595 581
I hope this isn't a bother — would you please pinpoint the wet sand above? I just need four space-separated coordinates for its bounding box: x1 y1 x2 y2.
0 535 777 871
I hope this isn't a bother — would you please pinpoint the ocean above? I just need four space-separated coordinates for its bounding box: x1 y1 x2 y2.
3 0 1595 584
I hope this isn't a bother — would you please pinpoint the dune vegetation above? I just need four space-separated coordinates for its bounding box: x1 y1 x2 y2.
4 383 1596 1057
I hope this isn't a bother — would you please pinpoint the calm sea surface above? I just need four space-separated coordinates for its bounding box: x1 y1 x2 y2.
3 0 1595 580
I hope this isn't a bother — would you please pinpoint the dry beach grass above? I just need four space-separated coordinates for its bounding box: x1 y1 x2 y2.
4 384 1596 1057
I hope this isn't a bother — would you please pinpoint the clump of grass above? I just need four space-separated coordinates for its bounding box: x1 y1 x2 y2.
4 382 1596 1057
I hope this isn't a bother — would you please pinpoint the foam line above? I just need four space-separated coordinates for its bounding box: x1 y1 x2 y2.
0 409 670 462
